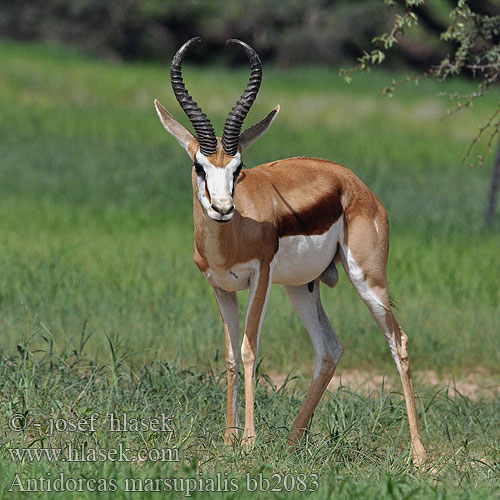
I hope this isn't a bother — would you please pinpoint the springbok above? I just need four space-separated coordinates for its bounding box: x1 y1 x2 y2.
154 37 426 464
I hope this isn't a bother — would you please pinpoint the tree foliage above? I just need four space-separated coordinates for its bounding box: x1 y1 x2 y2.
0 0 391 64
342 0 500 167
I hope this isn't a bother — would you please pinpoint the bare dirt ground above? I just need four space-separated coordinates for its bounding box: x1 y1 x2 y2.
267 369 499 400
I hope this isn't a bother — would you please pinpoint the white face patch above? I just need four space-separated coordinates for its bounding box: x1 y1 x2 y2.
195 151 242 223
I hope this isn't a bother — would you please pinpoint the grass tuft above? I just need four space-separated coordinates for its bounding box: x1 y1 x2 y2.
0 333 499 498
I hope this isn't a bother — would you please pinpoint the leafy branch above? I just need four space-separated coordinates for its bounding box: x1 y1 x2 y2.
342 0 500 167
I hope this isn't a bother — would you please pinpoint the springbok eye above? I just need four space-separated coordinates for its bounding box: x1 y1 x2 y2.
194 162 206 180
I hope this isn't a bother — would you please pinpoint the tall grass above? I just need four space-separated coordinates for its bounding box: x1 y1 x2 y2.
0 41 498 376
0 333 498 498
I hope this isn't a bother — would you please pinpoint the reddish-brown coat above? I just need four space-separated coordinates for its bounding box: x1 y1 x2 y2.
192 157 387 274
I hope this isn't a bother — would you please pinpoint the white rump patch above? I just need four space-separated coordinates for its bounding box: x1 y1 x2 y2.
340 243 401 373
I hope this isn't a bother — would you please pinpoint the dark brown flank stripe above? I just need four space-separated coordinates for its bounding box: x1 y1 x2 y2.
272 184 343 237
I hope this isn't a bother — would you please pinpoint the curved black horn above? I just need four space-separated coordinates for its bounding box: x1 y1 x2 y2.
222 39 263 156
170 37 217 156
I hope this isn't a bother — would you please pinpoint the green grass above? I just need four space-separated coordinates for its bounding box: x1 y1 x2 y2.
1 335 499 499
0 41 499 498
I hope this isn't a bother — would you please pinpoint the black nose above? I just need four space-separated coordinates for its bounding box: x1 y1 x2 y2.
211 204 235 216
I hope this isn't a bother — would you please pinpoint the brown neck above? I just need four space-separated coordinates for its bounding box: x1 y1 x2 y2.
192 171 240 269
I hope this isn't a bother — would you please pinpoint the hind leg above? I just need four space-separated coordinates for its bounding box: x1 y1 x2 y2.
340 213 426 464
284 279 344 447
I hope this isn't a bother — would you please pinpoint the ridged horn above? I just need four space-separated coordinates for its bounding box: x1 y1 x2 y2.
222 39 263 156
170 37 217 156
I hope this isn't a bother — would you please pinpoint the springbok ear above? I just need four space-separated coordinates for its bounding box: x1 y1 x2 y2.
154 99 197 159
238 105 280 151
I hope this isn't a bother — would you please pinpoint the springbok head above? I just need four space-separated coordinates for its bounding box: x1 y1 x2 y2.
155 37 279 223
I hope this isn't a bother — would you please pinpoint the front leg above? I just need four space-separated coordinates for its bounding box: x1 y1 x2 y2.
241 263 273 446
213 287 240 445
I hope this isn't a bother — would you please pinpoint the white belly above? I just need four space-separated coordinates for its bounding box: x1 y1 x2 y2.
202 217 343 291
272 217 343 286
